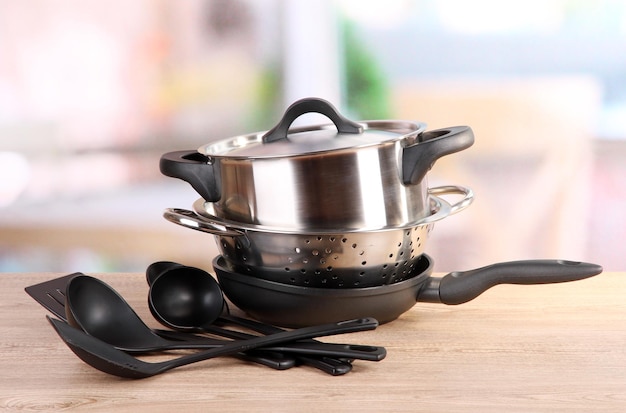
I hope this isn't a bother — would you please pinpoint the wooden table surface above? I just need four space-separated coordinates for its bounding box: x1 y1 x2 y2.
1 271 624 412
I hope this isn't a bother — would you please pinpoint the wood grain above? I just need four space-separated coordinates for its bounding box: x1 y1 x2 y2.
1 272 624 412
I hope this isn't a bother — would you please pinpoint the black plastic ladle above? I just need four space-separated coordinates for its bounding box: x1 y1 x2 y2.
64 274 297 369
146 263 224 332
145 263 385 363
65 274 218 353
47 315 379 378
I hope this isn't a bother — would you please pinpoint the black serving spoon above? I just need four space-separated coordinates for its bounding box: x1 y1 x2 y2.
146 263 384 367
47 315 379 378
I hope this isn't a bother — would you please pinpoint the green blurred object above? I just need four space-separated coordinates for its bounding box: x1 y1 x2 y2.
341 19 391 120
251 17 390 129
250 62 283 130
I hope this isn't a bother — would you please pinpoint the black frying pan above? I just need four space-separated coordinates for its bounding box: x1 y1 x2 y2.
213 255 602 328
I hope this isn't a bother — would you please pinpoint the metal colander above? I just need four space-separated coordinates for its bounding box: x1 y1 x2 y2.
163 185 473 288
218 224 433 288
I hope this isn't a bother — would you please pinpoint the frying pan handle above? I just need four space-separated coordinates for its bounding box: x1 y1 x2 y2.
163 208 245 238
417 260 603 305
262 97 363 143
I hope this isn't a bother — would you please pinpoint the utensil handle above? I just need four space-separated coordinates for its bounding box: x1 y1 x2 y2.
295 356 353 376
262 97 363 143
418 260 603 305
204 323 385 361
167 317 379 370
218 315 381 360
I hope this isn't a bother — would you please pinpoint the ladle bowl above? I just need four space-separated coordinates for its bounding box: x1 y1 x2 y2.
64 274 170 351
148 265 225 332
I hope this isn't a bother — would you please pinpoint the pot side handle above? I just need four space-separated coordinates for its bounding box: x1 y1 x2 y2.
160 150 221 202
402 126 474 185
262 97 363 143
417 260 603 305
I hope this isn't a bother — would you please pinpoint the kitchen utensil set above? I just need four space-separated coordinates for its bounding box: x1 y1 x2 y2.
26 269 386 379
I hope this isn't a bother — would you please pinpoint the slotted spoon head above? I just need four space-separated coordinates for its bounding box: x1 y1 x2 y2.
48 316 164 379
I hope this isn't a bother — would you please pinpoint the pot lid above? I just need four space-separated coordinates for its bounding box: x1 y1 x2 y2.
198 98 426 158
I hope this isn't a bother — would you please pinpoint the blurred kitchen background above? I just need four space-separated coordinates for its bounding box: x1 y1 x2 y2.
1 0 624 273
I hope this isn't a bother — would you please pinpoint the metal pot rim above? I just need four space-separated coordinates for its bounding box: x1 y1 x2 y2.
191 194 452 234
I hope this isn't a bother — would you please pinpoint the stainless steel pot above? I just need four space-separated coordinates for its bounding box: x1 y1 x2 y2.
160 97 474 229
163 185 473 288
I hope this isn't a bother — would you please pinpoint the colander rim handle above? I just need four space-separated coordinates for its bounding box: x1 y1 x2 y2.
163 208 245 237
414 185 473 226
